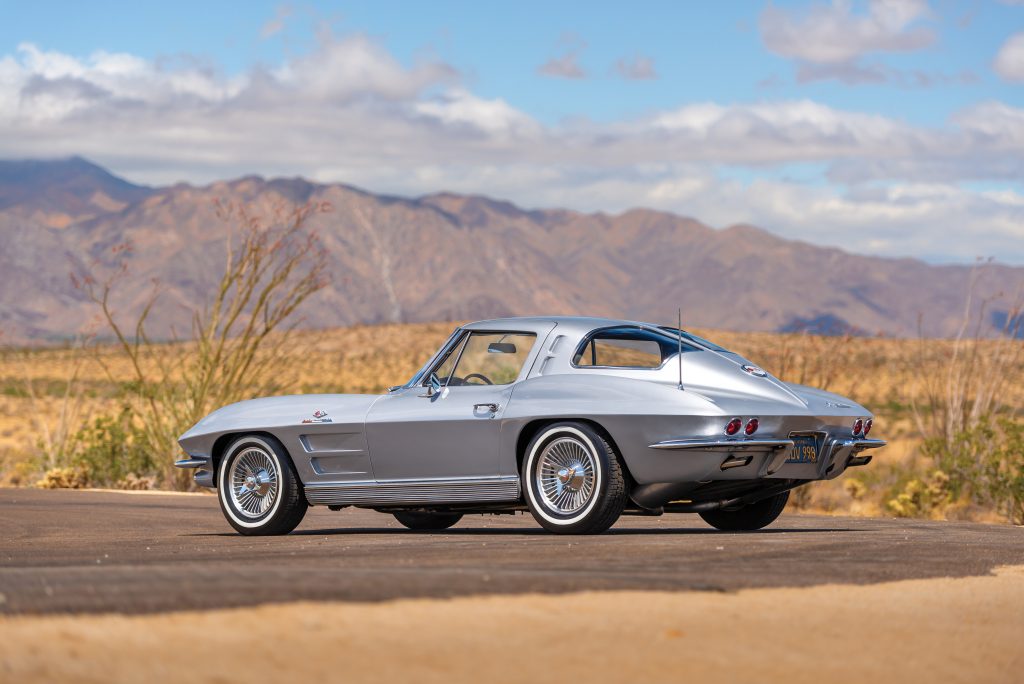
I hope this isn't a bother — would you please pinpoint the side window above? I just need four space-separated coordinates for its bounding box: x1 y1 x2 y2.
574 327 697 369
448 332 537 386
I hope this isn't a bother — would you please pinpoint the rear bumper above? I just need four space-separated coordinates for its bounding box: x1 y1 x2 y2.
635 434 887 484
649 438 794 451
630 435 886 509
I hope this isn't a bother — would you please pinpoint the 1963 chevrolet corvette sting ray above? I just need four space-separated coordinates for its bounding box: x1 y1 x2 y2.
176 316 884 535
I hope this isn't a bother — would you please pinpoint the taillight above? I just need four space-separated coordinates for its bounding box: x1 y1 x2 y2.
725 418 742 436
852 419 864 436
744 418 759 435
863 419 873 437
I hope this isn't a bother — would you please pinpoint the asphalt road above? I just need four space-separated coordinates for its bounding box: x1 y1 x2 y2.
1 488 1022 615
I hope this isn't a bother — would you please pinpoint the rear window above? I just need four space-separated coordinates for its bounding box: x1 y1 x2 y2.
658 326 731 353
573 327 699 369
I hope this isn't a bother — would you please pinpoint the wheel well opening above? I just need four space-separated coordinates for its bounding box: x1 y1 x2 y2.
209 431 282 484
515 418 629 479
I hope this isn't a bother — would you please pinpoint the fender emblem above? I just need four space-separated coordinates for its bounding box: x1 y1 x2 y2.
302 409 333 424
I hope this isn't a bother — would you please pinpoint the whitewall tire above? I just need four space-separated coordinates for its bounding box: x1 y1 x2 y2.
217 434 307 536
522 422 627 534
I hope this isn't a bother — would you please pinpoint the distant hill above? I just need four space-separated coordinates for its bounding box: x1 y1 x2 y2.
0 157 1021 342
0 156 153 228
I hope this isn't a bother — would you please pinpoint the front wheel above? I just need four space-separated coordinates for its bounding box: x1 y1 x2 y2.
699 491 789 531
392 511 463 530
523 422 627 534
217 434 308 536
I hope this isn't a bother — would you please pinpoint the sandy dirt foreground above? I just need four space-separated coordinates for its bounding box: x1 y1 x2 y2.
1 566 1022 684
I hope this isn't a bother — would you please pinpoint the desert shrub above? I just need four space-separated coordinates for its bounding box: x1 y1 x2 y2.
36 465 91 489
921 415 1024 524
115 473 157 490
0 458 38 487
843 478 868 501
886 470 951 518
70 410 155 487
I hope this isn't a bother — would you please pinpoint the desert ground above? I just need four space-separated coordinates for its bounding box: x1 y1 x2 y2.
3 569 1022 684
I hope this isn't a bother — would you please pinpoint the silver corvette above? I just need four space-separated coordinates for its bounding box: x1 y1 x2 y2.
177 316 885 535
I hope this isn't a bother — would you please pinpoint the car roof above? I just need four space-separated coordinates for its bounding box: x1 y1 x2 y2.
462 315 660 337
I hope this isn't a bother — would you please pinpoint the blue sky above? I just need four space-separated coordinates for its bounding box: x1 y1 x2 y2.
3 1 1019 123
0 1 1022 263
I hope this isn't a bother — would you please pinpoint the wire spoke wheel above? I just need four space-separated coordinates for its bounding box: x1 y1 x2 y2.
228 446 279 519
535 436 596 515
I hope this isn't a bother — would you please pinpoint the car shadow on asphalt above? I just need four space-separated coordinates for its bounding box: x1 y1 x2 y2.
186 526 862 537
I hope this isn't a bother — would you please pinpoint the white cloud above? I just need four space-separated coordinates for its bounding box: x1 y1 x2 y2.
760 0 934 64
414 89 541 138
759 0 938 85
0 37 1023 263
994 32 1024 81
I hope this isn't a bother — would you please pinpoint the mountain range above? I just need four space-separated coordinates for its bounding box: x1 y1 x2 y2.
1 156 1021 343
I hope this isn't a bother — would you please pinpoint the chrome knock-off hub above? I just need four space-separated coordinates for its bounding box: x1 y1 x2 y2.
536 436 597 515
228 448 279 518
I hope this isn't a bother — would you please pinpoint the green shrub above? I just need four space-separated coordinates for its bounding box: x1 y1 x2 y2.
921 414 1024 524
71 409 156 487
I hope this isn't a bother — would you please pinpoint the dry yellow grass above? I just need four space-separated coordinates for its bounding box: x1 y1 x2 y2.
2 322 1022 517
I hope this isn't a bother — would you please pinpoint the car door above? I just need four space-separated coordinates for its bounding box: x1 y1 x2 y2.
365 330 540 481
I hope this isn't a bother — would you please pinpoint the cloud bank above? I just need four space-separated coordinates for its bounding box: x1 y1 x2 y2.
0 35 1022 263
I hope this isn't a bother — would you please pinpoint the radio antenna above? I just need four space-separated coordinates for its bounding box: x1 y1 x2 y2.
677 307 684 390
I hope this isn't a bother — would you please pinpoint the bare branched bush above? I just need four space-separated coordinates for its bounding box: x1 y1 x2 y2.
760 331 856 393
16 342 93 470
910 279 1023 446
75 200 331 489
908 262 1024 518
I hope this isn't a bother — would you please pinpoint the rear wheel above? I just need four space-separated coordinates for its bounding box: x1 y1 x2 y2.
699 491 789 531
523 422 627 534
392 511 463 530
217 435 307 536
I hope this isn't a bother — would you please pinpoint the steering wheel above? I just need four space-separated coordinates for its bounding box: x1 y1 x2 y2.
462 372 494 385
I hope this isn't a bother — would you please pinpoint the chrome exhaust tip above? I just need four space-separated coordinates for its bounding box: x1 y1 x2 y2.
720 455 753 470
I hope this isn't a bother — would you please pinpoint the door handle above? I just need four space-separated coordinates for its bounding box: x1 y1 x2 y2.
474 403 499 413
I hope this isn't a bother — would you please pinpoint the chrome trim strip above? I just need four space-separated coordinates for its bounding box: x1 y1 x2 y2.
304 475 521 506
843 438 887 451
175 458 207 469
648 438 795 451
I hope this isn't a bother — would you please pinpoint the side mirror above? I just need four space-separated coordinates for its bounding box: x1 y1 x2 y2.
420 372 442 397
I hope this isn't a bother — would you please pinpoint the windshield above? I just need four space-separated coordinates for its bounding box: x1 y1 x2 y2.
404 327 463 388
